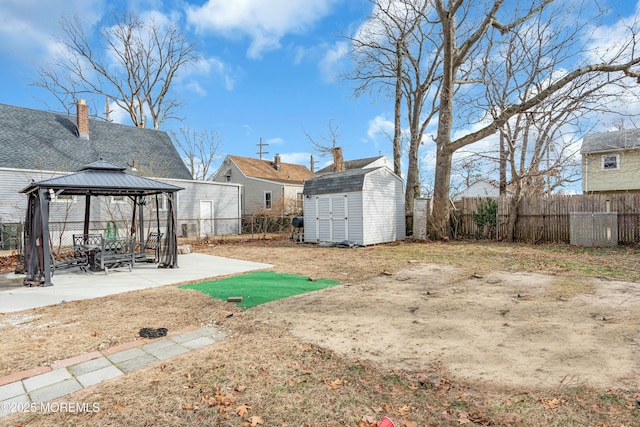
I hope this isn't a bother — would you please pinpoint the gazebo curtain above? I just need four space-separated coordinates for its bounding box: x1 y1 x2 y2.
159 191 178 268
23 189 52 286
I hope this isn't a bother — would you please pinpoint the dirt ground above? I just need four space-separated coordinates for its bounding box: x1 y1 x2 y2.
1 240 639 390
1 238 640 426
251 263 640 390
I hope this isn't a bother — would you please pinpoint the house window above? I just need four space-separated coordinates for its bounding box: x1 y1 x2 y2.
152 194 169 211
49 189 76 203
296 192 303 209
264 191 272 209
225 176 231 183
602 154 620 170
110 195 128 204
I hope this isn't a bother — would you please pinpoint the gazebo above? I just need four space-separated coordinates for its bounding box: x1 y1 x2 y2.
20 161 184 286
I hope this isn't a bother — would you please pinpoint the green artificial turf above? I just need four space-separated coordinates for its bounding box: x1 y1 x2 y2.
179 271 340 309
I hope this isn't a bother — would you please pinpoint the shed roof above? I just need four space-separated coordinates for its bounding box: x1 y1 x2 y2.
581 129 640 154
20 160 183 196
303 167 386 195
227 155 315 184
0 103 192 180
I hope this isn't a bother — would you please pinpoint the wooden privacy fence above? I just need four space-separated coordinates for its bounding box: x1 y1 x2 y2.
452 194 640 244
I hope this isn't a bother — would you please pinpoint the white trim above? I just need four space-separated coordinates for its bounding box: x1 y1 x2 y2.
601 154 620 170
264 191 273 209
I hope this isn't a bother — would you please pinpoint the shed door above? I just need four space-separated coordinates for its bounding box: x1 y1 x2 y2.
315 194 348 242
199 200 214 237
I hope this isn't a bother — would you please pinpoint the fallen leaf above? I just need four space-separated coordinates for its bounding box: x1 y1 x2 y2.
235 384 246 392
236 404 251 417
458 410 471 424
402 420 418 427
182 404 195 411
327 378 343 389
149 377 160 384
91 331 97 337
360 414 376 424
397 405 411 415
543 397 561 409
249 415 264 426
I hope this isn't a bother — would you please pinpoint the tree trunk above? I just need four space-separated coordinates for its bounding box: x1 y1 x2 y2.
499 132 507 195
506 184 522 243
393 40 403 176
429 2 455 240
404 134 420 215
429 145 454 239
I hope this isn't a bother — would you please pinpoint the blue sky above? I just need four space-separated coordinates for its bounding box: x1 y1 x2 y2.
0 0 639 191
0 0 387 173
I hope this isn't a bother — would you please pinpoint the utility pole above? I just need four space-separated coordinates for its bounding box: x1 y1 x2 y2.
310 155 315 173
256 137 269 160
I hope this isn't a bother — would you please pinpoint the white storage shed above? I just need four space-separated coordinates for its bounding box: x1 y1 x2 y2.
302 167 405 246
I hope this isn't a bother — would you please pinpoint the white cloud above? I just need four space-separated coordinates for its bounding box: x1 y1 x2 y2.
0 0 104 67
267 137 285 145
367 114 394 140
280 152 313 165
319 41 349 82
186 0 337 59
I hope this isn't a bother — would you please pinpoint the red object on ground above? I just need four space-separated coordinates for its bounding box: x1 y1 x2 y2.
378 417 395 427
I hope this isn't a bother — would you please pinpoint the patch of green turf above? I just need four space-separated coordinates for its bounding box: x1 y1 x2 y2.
179 271 340 309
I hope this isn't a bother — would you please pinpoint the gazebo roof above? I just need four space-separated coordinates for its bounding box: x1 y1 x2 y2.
20 160 183 197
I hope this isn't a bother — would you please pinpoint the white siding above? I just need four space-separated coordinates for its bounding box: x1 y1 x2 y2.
346 192 364 244
158 178 242 236
362 168 405 245
302 195 318 241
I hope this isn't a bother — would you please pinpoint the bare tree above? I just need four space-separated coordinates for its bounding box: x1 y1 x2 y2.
32 11 198 129
348 0 440 214
427 0 640 239
303 119 346 171
476 8 628 241
171 127 223 180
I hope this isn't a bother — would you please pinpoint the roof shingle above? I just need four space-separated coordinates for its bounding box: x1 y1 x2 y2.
229 155 314 184
0 103 192 180
581 129 640 154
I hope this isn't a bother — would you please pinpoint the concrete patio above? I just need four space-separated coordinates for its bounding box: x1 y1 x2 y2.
0 253 272 313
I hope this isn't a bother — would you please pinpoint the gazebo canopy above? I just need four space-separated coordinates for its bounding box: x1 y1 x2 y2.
20 160 182 196
20 161 183 286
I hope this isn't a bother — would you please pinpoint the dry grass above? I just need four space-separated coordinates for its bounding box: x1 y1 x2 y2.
2 237 640 426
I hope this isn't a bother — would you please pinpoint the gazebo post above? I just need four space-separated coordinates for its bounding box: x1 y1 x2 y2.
138 196 145 251
83 194 91 236
39 188 53 287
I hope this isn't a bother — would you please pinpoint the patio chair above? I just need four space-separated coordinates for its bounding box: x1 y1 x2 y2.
135 231 163 263
95 236 135 274
50 233 102 274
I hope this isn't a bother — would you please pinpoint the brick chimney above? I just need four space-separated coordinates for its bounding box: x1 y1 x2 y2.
274 154 281 170
77 99 89 140
332 147 344 172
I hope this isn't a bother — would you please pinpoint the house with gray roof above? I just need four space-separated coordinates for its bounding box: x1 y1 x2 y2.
302 167 405 246
314 155 393 175
0 102 241 248
581 129 640 193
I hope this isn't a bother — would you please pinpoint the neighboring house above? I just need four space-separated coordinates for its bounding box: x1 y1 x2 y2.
302 167 406 246
0 102 241 247
212 154 316 215
581 129 640 193
453 179 501 200
314 155 394 175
